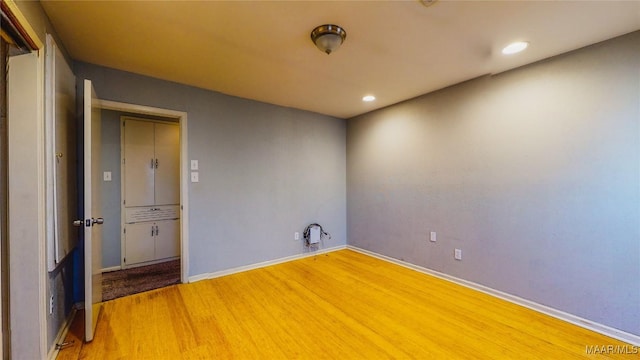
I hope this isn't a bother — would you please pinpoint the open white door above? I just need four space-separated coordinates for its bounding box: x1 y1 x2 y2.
83 79 103 342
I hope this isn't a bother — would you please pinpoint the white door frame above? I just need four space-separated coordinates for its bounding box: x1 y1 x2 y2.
98 100 189 284
4 1 47 357
7 51 47 359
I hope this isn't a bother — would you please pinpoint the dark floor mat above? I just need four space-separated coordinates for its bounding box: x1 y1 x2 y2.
102 260 180 301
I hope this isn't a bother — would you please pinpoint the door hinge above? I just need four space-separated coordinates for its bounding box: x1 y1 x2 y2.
123 228 126 234
123 257 126 263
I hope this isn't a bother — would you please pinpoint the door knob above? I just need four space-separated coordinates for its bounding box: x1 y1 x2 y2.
73 218 103 227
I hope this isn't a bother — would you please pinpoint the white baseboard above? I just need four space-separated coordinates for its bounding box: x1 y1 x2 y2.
47 307 77 360
347 245 640 346
101 265 122 273
188 245 347 283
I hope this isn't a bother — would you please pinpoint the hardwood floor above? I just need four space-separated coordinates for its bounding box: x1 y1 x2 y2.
57 249 633 359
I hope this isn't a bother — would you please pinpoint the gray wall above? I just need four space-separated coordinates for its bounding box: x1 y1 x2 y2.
100 110 122 269
76 62 347 276
347 31 640 336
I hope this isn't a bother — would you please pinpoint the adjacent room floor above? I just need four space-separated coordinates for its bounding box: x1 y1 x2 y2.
58 250 631 359
102 259 180 301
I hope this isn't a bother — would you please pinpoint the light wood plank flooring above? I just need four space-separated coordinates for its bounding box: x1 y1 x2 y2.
58 249 634 359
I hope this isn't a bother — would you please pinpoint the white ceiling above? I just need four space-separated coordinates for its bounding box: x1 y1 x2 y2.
40 0 640 119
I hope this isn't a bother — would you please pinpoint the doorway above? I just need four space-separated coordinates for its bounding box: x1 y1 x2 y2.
96 100 189 289
100 111 183 300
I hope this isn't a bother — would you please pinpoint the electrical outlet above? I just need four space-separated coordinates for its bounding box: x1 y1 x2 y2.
430 231 436 242
294 232 300 241
190 160 199 170
49 295 54 314
190 172 199 182
454 248 462 261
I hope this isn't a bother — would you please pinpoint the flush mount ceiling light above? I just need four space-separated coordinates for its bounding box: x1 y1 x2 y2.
311 24 347 54
502 41 529 55
420 0 439 8
362 95 376 102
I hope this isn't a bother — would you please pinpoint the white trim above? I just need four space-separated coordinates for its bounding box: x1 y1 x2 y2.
3 0 44 49
99 100 186 118
179 113 189 284
347 245 640 346
189 245 347 283
119 118 125 269
92 100 190 284
101 265 122 273
44 34 56 272
46 308 76 360
37 45 48 360
122 257 179 270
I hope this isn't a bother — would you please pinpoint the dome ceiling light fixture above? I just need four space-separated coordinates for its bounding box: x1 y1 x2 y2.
420 0 439 8
310 24 347 55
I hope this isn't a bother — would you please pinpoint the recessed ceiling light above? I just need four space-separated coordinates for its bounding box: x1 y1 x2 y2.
362 95 376 102
502 41 529 55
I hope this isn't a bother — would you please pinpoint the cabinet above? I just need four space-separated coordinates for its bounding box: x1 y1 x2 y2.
122 117 180 267
124 219 179 265
123 119 179 206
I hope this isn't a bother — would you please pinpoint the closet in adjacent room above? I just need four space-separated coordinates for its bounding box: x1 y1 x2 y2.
122 116 180 267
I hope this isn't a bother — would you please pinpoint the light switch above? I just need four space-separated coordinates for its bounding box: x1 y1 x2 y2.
103 171 112 181
430 231 436 242
190 160 199 170
190 171 199 183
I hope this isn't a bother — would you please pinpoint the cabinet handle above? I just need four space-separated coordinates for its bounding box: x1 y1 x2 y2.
151 225 154 236
155 225 159 236
155 159 159 169
150 158 154 169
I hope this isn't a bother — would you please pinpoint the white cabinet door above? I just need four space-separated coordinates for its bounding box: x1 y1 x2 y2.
123 120 155 206
125 222 156 264
122 118 180 267
154 123 180 205
155 219 180 260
